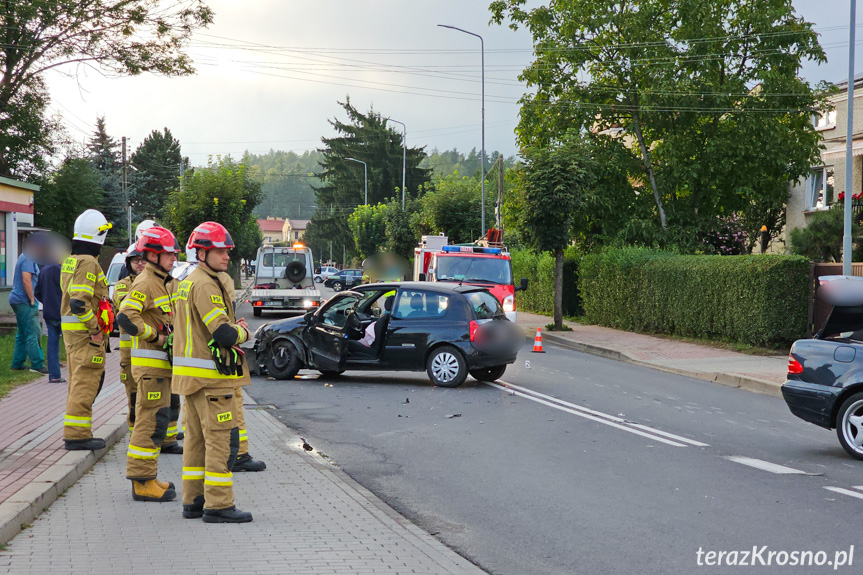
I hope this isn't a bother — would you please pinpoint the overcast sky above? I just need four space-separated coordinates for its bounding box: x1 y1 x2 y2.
45 0 863 166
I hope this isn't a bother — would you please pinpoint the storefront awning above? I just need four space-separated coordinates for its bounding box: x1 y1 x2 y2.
821 140 863 162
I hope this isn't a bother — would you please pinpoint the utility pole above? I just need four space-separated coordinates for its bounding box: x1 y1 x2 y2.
122 137 130 246
844 0 857 276
342 244 346 266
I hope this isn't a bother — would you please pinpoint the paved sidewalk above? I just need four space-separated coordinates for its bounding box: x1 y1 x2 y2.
517 311 788 397
0 395 485 575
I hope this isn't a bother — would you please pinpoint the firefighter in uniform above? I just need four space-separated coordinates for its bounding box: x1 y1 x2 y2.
172 246 266 473
173 222 253 523
116 226 179 502
135 220 183 452
61 210 112 451
113 246 146 433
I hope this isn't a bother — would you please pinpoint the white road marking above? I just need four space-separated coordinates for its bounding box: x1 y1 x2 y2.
489 380 710 448
725 456 808 474
852 486 863 492
825 487 863 500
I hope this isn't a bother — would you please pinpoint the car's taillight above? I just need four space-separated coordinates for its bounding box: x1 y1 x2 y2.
469 320 479 342
253 301 263 307
788 354 803 374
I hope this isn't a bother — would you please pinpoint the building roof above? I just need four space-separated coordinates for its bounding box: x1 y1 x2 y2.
257 218 285 233
0 176 39 192
287 219 311 230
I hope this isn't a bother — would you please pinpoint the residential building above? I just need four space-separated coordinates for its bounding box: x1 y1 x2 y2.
783 75 863 252
282 219 310 243
257 217 285 244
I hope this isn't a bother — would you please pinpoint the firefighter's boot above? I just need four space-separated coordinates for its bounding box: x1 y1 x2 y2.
202 506 253 524
131 479 176 502
233 453 266 472
183 495 205 519
160 443 183 455
64 437 106 451
155 479 175 490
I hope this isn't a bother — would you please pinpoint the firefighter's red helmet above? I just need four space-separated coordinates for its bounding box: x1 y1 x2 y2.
135 226 180 254
187 222 235 251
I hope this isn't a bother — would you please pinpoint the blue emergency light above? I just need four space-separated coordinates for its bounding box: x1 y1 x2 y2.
441 245 502 255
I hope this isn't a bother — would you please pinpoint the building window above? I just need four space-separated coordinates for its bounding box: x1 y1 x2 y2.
809 167 835 210
294 231 299 240
816 109 837 130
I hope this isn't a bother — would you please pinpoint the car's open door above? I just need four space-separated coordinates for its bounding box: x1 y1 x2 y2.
306 291 362 372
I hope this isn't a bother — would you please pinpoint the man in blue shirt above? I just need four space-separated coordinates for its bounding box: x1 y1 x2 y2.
9 237 46 374
35 259 63 382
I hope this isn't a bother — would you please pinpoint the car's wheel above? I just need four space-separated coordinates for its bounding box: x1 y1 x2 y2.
315 276 323 283
426 346 467 388
332 281 344 292
265 340 301 380
319 370 345 378
469 365 507 382
252 308 262 317
837 392 863 460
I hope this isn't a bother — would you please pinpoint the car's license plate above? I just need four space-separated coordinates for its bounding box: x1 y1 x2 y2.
264 300 282 306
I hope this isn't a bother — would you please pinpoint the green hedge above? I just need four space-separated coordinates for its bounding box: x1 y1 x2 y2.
578 247 810 347
511 248 582 316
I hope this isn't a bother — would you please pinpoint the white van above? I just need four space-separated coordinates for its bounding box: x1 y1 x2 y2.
250 244 321 317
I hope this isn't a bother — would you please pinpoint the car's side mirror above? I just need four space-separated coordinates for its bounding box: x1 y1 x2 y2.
304 311 315 322
418 273 426 282
515 278 529 292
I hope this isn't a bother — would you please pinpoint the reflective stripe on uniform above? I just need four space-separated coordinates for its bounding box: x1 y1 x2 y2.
61 316 88 331
77 310 94 322
202 307 227 327
182 467 205 481
239 429 248 442
64 415 91 427
166 425 178 438
204 471 233 486
119 339 132 349
69 284 94 295
121 299 143 312
127 445 160 460
172 357 242 380
120 334 131 341
141 324 153 340
131 348 171 370
154 295 171 307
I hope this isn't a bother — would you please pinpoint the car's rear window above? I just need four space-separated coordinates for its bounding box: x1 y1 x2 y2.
821 305 863 341
464 291 504 319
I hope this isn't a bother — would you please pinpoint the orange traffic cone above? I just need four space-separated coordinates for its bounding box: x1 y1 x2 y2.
532 328 545 353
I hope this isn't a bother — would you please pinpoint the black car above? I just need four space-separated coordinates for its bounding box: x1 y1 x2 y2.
251 282 524 387
324 269 363 292
782 277 863 459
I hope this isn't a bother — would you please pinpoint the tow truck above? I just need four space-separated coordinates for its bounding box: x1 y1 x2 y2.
249 243 321 317
414 230 528 321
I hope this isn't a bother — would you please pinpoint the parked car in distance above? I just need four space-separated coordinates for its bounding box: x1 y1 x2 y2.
249 282 524 387
782 276 863 459
314 266 339 283
324 269 364 292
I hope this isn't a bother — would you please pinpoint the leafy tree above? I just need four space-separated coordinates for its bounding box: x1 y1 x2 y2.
87 117 127 246
0 1 212 179
130 128 188 219
36 157 104 239
0 76 62 180
162 159 263 268
491 0 826 241
384 199 419 259
243 150 323 219
412 172 494 244
519 135 596 329
312 98 431 249
347 203 389 259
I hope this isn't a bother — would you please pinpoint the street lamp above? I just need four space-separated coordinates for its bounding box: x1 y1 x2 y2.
345 157 368 205
438 24 486 236
843 0 857 276
387 118 407 209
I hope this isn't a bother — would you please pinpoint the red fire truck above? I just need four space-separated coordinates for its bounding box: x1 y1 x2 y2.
414 233 528 321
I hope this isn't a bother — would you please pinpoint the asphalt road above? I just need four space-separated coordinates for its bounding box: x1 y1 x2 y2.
239 293 863 575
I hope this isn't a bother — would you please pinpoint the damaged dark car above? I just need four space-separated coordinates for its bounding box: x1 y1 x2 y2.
249 282 523 387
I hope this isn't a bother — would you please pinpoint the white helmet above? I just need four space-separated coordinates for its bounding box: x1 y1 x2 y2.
135 219 157 241
185 244 198 263
73 209 111 245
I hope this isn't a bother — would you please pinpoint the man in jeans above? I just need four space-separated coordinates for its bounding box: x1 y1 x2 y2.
35 257 64 383
9 237 47 374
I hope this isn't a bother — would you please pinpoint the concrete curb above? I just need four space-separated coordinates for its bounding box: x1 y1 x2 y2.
537 330 783 398
0 412 128 546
